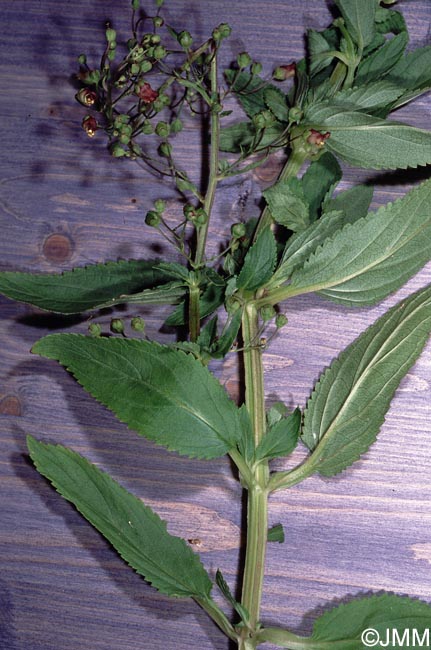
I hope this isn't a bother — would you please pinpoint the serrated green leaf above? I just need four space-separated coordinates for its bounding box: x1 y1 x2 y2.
375 7 406 35
332 80 404 114
355 32 408 85
288 178 431 306
215 570 250 624
302 284 431 476
386 45 431 109
312 594 431 646
259 593 431 648
224 70 268 118
197 316 218 349
98 281 186 308
323 183 374 224
308 29 336 76
266 402 288 428
0 260 181 314
219 121 285 153
237 228 277 293
301 152 342 222
263 179 310 233
264 87 289 122
27 436 212 599
386 45 431 91
304 104 431 169
267 210 345 288
32 335 241 460
211 308 242 359
267 524 285 544
255 408 300 462
156 262 190 281
333 0 376 49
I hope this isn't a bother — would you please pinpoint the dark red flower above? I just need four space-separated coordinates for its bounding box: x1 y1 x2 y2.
82 115 98 137
273 62 296 81
307 129 330 147
138 82 158 104
76 88 97 107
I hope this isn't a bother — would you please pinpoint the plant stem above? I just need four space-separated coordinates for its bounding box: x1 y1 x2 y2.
194 595 238 642
188 280 201 342
256 626 312 649
253 148 308 240
188 48 220 339
240 303 269 635
195 49 220 268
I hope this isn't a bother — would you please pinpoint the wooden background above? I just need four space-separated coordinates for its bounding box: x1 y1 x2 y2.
1 1 431 648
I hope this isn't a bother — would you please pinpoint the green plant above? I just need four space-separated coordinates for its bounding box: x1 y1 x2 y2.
2 0 431 648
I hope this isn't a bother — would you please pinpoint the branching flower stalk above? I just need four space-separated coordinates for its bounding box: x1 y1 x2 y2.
2 0 431 648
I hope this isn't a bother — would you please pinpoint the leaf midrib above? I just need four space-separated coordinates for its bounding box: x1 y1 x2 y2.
61 339 232 448
292 204 431 296
309 295 431 463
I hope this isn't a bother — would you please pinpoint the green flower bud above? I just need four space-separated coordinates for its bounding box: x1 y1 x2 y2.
170 117 183 133
111 143 127 157
106 27 117 43
156 0 164 6
130 63 140 75
130 46 145 62
152 98 164 113
88 322 102 337
151 34 161 45
108 49 116 61
110 318 125 334
275 313 288 329
142 120 153 134
116 74 128 87
131 316 146 332
178 30 193 48
226 296 241 314
158 142 172 157
183 204 196 220
218 23 232 38
231 222 246 239
251 61 262 75
127 38 137 50
212 27 221 41
86 69 101 84
131 0 140 9
194 208 208 226
153 16 164 28
119 133 131 145
155 121 170 137
78 53 87 65
145 210 161 226
154 199 166 213
159 93 170 106
237 51 252 69
140 60 153 73
288 106 303 123
153 45 167 60
260 305 276 322
253 110 274 130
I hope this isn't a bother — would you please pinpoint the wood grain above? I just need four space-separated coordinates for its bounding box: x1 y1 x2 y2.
1 1 430 649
